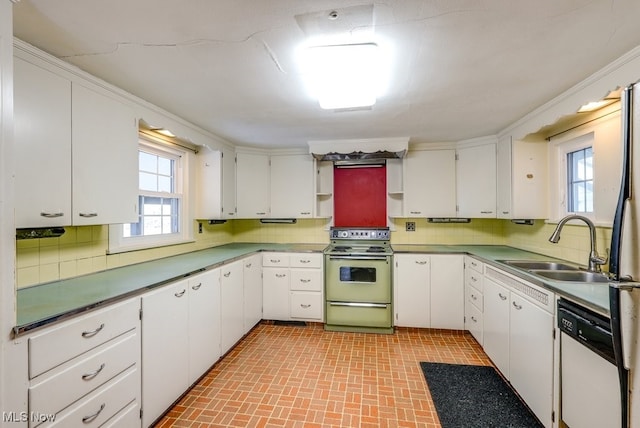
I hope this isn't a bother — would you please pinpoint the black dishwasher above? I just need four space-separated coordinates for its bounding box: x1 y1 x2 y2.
557 298 615 364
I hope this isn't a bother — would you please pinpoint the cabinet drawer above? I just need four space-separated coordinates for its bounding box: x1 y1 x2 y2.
465 269 483 292
262 253 290 267
466 257 484 274
465 303 483 345
290 292 322 320
36 366 139 428
290 269 322 292
100 401 140 428
466 284 483 312
289 253 323 268
29 299 139 379
29 330 139 417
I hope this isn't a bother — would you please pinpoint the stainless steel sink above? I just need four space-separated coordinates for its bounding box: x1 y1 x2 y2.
499 260 579 271
528 270 611 283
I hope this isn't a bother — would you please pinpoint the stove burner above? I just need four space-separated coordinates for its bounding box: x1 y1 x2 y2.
366 246 387 253
332 245 352 252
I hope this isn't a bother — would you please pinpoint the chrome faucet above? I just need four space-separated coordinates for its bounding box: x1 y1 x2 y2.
548 214 607 272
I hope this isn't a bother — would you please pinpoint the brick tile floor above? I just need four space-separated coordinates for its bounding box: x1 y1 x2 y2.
155 322 491 427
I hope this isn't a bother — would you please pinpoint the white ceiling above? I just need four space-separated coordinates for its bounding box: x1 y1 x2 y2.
12 0 640 149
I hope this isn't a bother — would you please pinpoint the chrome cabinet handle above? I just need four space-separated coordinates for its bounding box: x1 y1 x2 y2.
224 271 231 277
270 259 280 263
480 211 493 214
82 363 106 381
471 294 477 301
246 263 252 268
300 304 311 308
502 211 510 215
276 273 287 278
299 259 311 264
498 293 507 301
81 323 105 338
415 260 427 265
256 212 266 215
512 301 523 310
79 212 98 218
470 276 478 282
300 278 311 283
410 211 422 214
470 316 477 323
300 211 311 215
40 212 64 218
82 403 105 424
174 289 186 297
191 283 202 290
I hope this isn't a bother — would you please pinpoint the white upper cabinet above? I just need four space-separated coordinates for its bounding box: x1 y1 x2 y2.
14 56 72 228
404 149 457 218
497 136 548 219
270 154 314 218
235 152 270 218
456 142 497 218
196 146 236 219
71 83 138 225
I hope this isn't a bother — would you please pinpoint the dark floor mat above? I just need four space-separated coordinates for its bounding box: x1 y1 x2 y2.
420 362 543 428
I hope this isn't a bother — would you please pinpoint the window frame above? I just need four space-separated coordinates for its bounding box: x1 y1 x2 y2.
108 136 194 254
566 146 594 214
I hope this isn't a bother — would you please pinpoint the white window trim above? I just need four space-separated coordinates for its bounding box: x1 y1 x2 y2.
108 137 194 254
549 131 595 223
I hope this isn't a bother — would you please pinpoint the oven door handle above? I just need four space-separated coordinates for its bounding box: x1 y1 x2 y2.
328 302 388 308
328 255 389 261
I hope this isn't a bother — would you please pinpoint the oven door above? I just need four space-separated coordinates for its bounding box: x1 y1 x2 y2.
325 255 391 303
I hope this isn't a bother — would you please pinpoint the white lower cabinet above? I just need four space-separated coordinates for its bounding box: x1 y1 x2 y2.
220 260 245 354
243 254 263 331
482 266 555 428
464 256 484 344
26 298 141 428
262 252 324 322
394 254 464 329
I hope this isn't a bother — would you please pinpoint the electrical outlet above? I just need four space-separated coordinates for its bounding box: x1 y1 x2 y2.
198 222 203 234
406 221 416 232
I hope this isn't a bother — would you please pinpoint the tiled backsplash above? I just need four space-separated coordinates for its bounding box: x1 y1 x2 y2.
15 218 613 288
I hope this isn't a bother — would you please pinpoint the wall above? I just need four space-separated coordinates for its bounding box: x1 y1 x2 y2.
390 218 506 245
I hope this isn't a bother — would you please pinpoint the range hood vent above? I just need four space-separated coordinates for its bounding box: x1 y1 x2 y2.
309 137 409 162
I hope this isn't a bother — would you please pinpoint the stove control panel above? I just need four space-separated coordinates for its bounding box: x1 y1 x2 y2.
330 228 390 240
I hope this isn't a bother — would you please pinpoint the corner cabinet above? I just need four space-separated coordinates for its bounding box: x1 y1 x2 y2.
496 136 548 219
456 142 497 218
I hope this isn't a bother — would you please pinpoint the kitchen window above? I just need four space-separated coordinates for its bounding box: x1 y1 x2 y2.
566 146 593 213
109 136 193 253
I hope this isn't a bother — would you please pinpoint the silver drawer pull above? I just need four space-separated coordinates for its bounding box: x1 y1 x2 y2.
470 276 478 282
246 263 252 268
82 403 105 424
471 294 477 300
300 211 311 215
174 289 186 297
276 273 287 278
498 293 507 301
191 283 202 290
256 212 266 215
471 316 478 323
40 212 64 218
410 211 422 214
82 363 106 381
299 259 311 264
224 271 231 277
270 259 281 263
415 260 427 265
512 301 523 310
480 211 493 214
329 302 387 309
79 212 98 218
300 279 311 283
300 304 311 308
81 323 104 338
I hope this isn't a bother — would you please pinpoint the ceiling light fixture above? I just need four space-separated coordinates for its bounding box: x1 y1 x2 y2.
577 99 616 113
300 42 387 110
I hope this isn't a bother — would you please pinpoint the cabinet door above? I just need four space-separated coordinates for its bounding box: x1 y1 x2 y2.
188 269 221 384
404 150 457 217
221 146 237 219
456 143 496 218
394 254 430 328
509 294 554 428
270 154 314 218
220 260 245 355
511 140 548 219
482 277 510 376
262 268 290 321
195 149 223 219
141 280 189 427
72 83 138 225
496 136 512 219
430 255 464 329
14 56 72 228
243 254 263 332
235 152 269 218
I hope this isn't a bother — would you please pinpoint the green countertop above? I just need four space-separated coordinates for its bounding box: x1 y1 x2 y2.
16 242 613 336
15 242 327 335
